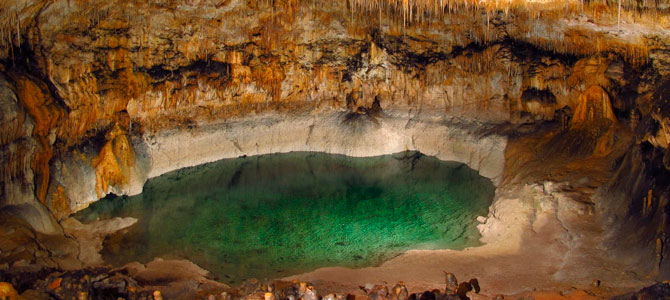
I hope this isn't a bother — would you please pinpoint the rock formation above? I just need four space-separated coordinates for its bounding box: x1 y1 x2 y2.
0 0 669 298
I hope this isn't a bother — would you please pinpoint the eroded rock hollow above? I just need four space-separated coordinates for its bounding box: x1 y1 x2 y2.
1 0 670 299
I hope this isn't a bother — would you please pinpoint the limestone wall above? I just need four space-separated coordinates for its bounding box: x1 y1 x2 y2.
52 110 506 213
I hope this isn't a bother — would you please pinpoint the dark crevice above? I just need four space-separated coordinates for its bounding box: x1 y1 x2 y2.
370 29 449 72
342 42 370 82
136 60 231 84
503 37 580 66
369 28 584 75
521 88 557 105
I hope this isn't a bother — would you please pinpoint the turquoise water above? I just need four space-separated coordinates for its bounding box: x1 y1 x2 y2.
75 152 494 284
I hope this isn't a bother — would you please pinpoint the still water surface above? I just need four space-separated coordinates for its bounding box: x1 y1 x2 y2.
75 152 495 283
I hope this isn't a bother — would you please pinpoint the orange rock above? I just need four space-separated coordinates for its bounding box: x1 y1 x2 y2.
92 123 136 198
0 282 18 297
571 85 617 128
251 60 285 102
47 278 62 290
11 73 65 204
231 65 253 85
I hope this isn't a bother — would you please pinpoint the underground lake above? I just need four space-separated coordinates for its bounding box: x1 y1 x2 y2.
74 152 496 284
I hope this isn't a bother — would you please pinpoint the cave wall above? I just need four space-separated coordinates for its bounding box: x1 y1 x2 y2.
597 78 670 277
0 0 669 244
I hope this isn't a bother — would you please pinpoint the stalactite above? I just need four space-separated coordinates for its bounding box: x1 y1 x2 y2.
343 0 665 63
618 0 622 32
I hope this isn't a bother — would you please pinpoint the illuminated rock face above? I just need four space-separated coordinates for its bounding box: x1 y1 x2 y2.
91 123 135 199
571 85 617 128
0 0 668 234
1 2 670 296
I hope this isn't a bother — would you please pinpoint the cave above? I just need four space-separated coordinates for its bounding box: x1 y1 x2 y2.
1 0 670 299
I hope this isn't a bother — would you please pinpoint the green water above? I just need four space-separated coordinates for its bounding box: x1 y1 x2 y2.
75 152 494 284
